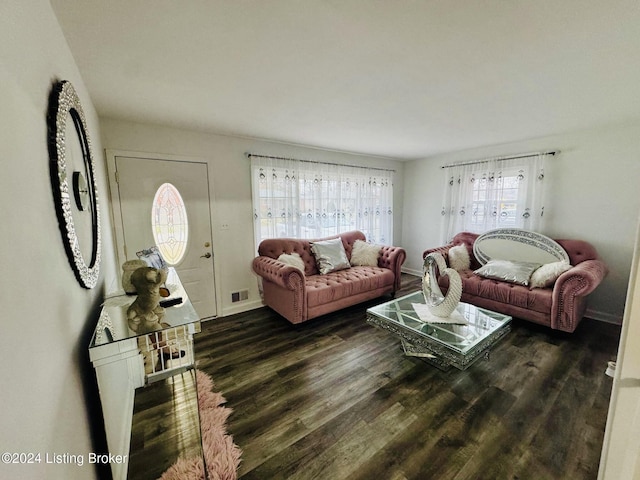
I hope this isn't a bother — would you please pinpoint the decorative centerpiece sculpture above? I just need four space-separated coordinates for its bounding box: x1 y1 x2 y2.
126 267 168 334
121 259 148 294
422 252 463 317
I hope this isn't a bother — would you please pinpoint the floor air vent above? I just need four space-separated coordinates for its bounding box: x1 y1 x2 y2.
231 289 249 303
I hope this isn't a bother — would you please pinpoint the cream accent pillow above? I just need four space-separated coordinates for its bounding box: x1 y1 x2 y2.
474 259 541 286
310 238 351 274
350 240 381 267
277 252 305 272
448 244 471 271
529 261 572 289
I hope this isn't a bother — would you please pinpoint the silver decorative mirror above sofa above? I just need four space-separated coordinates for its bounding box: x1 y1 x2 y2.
473 228 570 265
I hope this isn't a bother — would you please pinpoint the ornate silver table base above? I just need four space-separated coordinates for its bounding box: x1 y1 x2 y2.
397 328 511 371
366 291 512 371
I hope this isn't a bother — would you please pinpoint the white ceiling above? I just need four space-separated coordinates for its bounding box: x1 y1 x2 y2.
50 0 640 160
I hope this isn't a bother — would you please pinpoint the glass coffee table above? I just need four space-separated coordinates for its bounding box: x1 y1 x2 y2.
366 291 512 370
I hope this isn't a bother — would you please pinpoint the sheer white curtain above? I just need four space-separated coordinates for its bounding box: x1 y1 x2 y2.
251 156 394 249
440 154 548 242
251 156 300 243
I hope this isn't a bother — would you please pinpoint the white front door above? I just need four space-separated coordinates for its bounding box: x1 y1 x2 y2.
113 155 217 319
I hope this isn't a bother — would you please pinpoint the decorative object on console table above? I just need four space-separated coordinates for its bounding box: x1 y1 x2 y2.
136 246 171 297
136 245 169 270
422 252 463 318
47 79 101 288
127 267 168 334
121 259 148 294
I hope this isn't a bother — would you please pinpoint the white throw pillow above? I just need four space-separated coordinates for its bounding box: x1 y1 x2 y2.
350 240 381 267
310 238 351 274
448 244 471 271
277 252 305 272
529 261 572 289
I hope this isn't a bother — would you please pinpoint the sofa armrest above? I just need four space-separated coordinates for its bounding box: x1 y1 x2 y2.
554 259 608 297
252 256 306 291
379 246 407 292
551 259 608 331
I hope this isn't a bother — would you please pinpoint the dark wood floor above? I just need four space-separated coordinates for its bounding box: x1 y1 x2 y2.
194 274 621 480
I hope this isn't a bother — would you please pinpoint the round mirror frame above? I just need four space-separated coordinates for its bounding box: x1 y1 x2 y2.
47 80 101 289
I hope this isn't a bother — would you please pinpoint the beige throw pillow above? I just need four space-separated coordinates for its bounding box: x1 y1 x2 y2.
350 240 381 267
310 238 351 274
277 252 305 272
448 244 471 271
529 261 572 289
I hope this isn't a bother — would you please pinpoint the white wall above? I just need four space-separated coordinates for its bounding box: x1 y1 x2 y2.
99 118 405 317
0 2 117 479
402 121 640 323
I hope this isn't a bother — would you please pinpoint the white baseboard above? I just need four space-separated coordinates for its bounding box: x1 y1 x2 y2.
221 299 265 317
401 267 422 277
585 308 623 325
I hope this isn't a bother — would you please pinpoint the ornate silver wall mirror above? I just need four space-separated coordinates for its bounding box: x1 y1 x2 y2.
47 80 101 288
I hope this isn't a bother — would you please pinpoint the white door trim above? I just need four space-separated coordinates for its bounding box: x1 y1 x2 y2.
105 149 222 319
598 218 640 479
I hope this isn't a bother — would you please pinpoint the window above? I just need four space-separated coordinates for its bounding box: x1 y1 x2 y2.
151 182 189 265
251 155 393 249
441 154 548 242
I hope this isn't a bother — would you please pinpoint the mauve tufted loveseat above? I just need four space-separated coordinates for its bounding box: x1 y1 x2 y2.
424 232 608 333
252 231 406 324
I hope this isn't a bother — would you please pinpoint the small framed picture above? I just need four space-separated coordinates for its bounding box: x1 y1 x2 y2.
136 246 168 270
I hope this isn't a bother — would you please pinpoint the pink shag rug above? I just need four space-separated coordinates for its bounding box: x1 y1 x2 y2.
158 370 242 480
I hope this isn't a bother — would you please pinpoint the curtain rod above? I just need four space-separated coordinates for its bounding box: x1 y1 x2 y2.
440 150 559 169
246 153 395 173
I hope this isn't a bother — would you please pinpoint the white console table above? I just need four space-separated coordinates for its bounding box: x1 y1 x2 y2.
89 268 202 480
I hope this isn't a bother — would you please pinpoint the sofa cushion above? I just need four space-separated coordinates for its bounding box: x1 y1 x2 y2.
439 270 552 314
350 239 381 266
305 266 395 307
311 237 351 274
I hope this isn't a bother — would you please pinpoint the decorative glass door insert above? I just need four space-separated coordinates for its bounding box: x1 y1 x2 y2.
152 182 189 265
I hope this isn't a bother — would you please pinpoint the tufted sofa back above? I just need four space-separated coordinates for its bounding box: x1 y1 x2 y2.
258 230 367 276
451 231 600 267
555 239 600 265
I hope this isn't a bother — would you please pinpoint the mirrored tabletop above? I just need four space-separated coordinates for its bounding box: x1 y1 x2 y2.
90 267 200 349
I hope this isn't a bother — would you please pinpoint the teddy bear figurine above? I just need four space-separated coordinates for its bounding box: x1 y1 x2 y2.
126 266 168 334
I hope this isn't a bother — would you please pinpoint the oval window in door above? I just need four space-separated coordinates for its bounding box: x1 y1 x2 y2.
151 182 188 265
